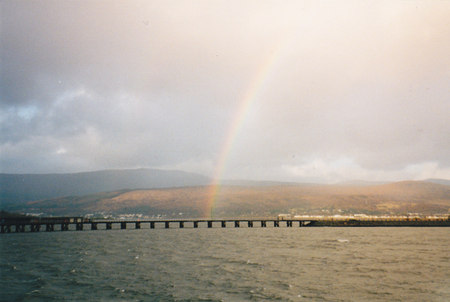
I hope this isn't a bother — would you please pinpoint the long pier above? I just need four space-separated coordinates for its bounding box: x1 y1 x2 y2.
1 217 449 233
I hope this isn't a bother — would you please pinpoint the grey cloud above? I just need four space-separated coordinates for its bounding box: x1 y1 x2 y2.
1 0 449 181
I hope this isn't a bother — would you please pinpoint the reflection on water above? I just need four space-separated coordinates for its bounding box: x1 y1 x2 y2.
1 228 449 301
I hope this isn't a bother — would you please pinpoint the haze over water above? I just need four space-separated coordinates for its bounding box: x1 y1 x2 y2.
1 227 449 301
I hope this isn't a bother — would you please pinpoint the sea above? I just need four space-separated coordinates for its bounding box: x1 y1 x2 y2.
1 227 449 301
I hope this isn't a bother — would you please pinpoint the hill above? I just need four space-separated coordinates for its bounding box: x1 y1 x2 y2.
0 169 211 206
425 178 450 186
11 180 450 218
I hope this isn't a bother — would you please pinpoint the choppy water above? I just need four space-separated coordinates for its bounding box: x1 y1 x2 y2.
1 227 449 301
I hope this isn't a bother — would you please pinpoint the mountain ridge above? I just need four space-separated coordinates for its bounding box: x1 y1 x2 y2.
8 180 449 218
0 168 211 206
1 169 449 217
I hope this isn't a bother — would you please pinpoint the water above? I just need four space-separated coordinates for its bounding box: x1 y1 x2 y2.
1 227 449 301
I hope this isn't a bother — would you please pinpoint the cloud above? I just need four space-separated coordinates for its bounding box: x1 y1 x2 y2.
282 159 450 183
1 0 449 182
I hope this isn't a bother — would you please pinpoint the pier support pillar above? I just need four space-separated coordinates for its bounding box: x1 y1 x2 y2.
46 224 54 232
76 223 83 231
208 221 213 228
16 224 25 232
287 221 292 227
248 221 253 228
221 221 226 228
193 221 198 228
121 222 126 229
261 221 266 227
91 223 97 230
165 221 170 229
61 223 69 231
150 222 155 229
298 221 303 227
135 222 141 229
31 224 40 232
235 221 240 228
179 221 184 228
274 221 279 227
106 222 112 230
1 225 11 233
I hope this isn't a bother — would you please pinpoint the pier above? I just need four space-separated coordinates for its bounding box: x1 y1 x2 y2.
1 216 449 233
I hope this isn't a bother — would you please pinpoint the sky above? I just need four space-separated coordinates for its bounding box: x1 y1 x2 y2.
1 0 449 183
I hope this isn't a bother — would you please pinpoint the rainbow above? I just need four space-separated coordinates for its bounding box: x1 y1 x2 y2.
205 42 287 218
